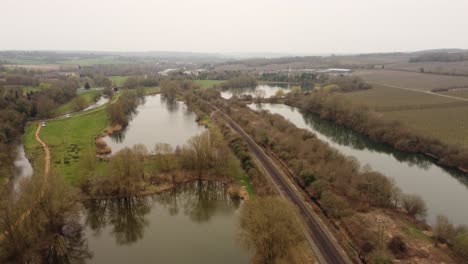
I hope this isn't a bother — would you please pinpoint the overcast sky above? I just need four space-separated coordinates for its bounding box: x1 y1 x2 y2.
2 0 467 54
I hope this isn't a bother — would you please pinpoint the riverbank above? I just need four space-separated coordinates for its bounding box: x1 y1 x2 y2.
208 93 465 263
282 95 468 174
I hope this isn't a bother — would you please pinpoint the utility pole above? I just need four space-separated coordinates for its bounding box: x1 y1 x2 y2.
376 217 389 249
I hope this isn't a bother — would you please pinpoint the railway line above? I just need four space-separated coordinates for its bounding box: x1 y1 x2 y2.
208 102 352 264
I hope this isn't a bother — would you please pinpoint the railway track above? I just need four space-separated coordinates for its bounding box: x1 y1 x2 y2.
207 102 352 264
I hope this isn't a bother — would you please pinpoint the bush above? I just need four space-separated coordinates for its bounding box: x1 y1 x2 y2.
388 236 407 258
401 194 427 218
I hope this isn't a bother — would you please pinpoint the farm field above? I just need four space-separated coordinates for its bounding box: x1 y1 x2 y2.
343 76 468 146
109 75 128 86
382 105 468 146
344 84 461 111
355 70 468 91
194 79 225 89
440 89 468 99
386 61 468 76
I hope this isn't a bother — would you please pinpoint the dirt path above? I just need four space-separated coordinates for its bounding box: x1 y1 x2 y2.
0 123 50 241
35 123 50 179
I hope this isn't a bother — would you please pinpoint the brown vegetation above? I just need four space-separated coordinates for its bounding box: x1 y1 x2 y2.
239 197 305 263
0 172 90 263
285 91 468 171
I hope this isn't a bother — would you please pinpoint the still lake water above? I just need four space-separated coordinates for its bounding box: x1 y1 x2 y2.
249 102 468 225
82 181 249 264
104 94 205 154
12 143 33 191
221 83 291 99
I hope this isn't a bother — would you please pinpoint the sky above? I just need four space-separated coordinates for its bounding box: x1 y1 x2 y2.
1 0 467 54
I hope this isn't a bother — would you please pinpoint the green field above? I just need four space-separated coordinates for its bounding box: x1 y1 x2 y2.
33 107 108 184
109 76 129 86
194 80 225 89
144 87 160 94
53 90 101 116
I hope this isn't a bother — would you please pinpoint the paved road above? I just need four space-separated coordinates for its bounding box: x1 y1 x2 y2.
210 104 352 264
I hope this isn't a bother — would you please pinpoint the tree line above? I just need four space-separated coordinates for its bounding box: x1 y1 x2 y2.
285 91 468 171
194 88 435 261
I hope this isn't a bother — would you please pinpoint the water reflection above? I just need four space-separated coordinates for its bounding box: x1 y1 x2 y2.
12 144 33 192
221 83 292 99
44 220 92 264
250 103 468 225
104 95 205 153
83 198 151 245
82 181 248 264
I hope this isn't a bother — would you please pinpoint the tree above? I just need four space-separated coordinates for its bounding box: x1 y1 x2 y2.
84 82 91 90
275 89 285 98
401 194 427 218
72 95 87 111
93 147 145 196
36 96 56 118
320 190 350 219
160 80 179 101
124 76 139 89
239 197 304 263
434 215 456 241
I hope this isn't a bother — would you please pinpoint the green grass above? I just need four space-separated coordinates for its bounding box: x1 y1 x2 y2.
53 90 101 116
144 87 160 94
402 221 430 241
21 86 41 94
39 108 108 184
194 80 225 89
109 76 129 86
198 114 255 194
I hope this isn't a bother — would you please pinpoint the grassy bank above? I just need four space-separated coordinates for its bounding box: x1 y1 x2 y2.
24 101 109 184
53 90 101 116
109 75 129 86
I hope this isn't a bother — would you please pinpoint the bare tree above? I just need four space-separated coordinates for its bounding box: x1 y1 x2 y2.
239 196 305 263
401 194 427 218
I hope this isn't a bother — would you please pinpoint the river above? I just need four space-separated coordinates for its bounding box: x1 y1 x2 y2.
12 143 33 191
104 94 206 154
82 180 249 263
249 102 468 225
